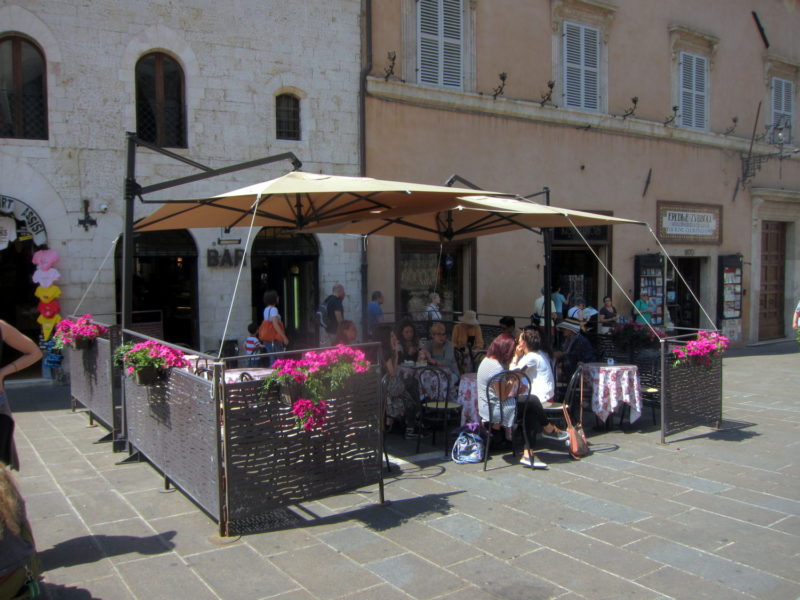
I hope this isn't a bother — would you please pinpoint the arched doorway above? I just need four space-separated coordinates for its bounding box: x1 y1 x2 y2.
251 229 319 349
1 195 47 378
115 230 198 348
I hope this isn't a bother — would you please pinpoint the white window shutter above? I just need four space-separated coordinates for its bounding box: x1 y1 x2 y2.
563 21 600 111
417 0 462 89
680 52 707 129
772 77 794 143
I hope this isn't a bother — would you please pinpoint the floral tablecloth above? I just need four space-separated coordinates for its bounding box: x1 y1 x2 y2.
582 362 641 423
457 373 479 425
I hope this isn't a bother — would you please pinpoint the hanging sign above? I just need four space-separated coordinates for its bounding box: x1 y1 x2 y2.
0 195 48 246
656 201 721 244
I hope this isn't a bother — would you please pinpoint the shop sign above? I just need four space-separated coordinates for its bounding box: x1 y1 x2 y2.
657 201 721 244
0 195 48 246
207 247 245 267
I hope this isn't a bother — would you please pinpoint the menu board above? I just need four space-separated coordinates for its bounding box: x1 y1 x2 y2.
717 255 743 321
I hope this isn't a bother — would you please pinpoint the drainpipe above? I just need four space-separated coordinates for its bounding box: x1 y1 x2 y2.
359 0 373 339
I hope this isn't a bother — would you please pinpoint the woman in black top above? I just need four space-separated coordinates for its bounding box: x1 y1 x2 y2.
598 296 619 333
397 321 420 363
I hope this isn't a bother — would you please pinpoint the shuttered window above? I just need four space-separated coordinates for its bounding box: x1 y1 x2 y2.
771 77 794 144
679 51 707 129
563 21 600 111
418 0 463 89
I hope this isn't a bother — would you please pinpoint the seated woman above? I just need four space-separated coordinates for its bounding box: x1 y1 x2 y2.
332 320 358 345
397 320 420 364
509 327 568 469
420 321 459 377
476 334 517 443
379 327 416 431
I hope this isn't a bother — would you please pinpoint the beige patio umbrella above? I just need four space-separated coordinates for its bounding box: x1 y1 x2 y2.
133 170 509 232
304 194 645 241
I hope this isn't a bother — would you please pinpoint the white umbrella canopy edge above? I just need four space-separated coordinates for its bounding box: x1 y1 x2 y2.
304 194 646 241
132 171 512 232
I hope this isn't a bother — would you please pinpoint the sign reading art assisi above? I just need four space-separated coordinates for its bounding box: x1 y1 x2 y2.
656 201 722 244
0 195 48 246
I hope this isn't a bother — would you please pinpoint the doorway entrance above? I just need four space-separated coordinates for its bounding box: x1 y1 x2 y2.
0 236 39 379
666 258 703 330
759 221 786 340
552 247 599 311
251 229 319 349
115 231 199 348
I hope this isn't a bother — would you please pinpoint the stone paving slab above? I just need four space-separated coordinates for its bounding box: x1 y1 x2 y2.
3 341 799 599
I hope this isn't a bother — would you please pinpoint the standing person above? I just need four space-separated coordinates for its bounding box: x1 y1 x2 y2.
366 291 384 340
634 292 654 324
551 284 568 321
260 290 289 366
324 283 346 344
425 292 442 321
244 323 263 366
0 320 43 471
0 467 41 596
567 297 599 331
792 299 800 333
534 288 556 327
598 296 619 333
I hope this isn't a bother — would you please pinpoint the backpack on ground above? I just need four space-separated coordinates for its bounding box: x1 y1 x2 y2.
451 430 485 464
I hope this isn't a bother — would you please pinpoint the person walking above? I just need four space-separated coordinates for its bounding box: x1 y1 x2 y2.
323 284 346 344
634 292 654 325
366 291 384 340
425 292 442 321
260 290 289 366
0 320 43 471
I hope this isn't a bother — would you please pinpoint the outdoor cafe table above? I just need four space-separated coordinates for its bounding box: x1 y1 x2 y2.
582 362 641 424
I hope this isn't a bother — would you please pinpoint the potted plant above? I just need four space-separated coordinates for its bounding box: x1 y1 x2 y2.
672 330 729 368
52 314 109 350
114 340 190 385
262 345 371 431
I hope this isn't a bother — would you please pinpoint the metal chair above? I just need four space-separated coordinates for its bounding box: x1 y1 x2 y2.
414 366 461 457
619 358 660 427
482 370 532 470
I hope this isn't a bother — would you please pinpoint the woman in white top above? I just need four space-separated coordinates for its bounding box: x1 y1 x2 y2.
510 327 555 403
509 327 567 469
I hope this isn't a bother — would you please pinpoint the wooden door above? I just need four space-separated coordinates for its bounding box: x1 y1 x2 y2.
759 221 786 340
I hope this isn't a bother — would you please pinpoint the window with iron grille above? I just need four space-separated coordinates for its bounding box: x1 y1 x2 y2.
417 0 463 89
136 52 186 148
0 35 48 140
771 76 794 144
563 21 600 111
276 93 300 140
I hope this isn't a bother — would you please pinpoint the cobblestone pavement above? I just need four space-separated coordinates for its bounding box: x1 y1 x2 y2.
6 341 799 599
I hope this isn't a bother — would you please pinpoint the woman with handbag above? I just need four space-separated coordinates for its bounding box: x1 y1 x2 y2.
0 320 43 471
259 290 289 366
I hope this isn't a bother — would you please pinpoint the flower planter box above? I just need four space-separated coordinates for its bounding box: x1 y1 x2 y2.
133 365 165 386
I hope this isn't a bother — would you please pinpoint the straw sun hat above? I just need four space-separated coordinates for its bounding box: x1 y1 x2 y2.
458 310 480 326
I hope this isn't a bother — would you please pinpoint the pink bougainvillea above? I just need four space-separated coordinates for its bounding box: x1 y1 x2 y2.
264 345 370 432
672 330 729 368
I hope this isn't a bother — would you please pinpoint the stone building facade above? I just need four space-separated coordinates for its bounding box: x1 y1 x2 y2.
0 0 364 354
363 0 800 343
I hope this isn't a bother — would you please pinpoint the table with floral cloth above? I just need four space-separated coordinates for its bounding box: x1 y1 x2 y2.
582 362 641 423
457 373 479 425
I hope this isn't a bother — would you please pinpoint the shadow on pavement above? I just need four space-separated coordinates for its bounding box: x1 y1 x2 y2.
38 531 176 570
667 419 759 444
5 382 72 413
725 340 799 358
41 583 100 600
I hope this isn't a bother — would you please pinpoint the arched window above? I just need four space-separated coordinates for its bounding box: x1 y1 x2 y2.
275 93 300 140
0 35 47 140
136 52 186 147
